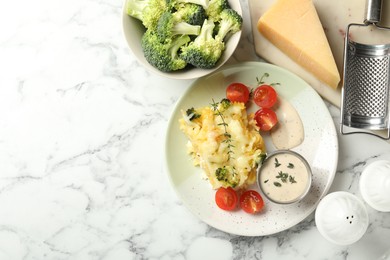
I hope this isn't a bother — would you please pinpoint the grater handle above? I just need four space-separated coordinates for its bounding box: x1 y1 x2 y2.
364 0 383 24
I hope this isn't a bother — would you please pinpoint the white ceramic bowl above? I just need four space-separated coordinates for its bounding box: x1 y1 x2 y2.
257 150 312 204
121 0 242 79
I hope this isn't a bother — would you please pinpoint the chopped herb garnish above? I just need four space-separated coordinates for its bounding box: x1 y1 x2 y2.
274 158 281 168
289 175 297 184
264 179 269 183
276 171 289 183
273 167 298 187
287 163 295 169
274 182 282 187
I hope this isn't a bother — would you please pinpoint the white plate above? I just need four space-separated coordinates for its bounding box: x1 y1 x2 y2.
165 62 338 236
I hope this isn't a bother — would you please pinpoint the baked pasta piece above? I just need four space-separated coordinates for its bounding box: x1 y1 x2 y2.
179 99 266 189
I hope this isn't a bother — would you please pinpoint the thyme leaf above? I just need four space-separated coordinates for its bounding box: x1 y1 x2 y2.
276 171 289 183
274 182 282 187
289 175 297 184
274 158 281 168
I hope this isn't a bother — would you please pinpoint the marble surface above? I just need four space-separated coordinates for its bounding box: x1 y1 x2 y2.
0 0 389 259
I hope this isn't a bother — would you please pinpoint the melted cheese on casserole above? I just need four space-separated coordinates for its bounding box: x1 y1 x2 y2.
179 101 266 189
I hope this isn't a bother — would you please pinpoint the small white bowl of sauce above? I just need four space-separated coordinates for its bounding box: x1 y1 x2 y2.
257 150 312 204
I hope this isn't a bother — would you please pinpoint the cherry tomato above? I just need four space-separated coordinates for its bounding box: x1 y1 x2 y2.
254 108 278 131
226 83 250 103
215 187 238 211
239 190 264 214
253 84 277 108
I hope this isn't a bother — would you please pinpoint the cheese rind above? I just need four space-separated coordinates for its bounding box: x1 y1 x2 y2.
257 0 340 89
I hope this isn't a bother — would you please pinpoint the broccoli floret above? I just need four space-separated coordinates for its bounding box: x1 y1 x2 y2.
258 153 267 164
186 107 201 120
215 167 229 182
156 11 201 42
219 98 231 110
141 30 191 72
215 166 239 188
180 19 225 69
125 0 148 21
206 0 230 21
125 0 168 29
216 8 242 41
173 3 207 26
168 0 209 10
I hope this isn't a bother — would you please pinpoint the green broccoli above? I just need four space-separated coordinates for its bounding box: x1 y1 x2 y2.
141 30 191 72
185 107 201 120
216 8 242 41
173 3 207 26
168 0 209 10
125 0 168 30
180 19 225 69
219 98 231 110
215 166 239 188
156 11 201 42
206 0 230 21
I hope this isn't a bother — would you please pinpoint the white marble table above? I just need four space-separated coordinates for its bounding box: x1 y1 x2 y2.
0 0 389 259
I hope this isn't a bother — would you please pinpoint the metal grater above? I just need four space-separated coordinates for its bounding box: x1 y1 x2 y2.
340 0 390 139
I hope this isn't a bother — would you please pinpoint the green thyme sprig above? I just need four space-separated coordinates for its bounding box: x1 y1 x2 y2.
256 73 281 87
256 73 269 85
211 99 235 162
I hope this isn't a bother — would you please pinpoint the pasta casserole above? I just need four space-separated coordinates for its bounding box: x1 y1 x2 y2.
179 99 266 189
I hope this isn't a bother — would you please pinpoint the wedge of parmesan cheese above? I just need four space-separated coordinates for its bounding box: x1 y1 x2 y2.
257 0 340 89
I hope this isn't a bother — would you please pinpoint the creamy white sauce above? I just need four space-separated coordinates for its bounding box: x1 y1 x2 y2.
259 152 310 203
271 97 304 149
